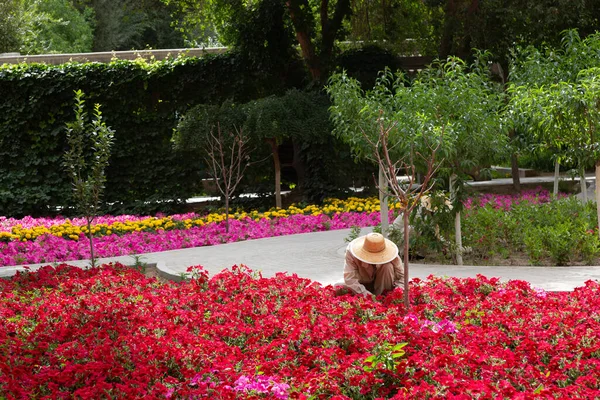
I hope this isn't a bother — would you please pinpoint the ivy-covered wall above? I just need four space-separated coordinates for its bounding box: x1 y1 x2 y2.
0 51 304 217
0 46 400 217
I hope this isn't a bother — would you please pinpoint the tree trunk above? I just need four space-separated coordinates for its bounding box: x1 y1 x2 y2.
438 0 456 58
292 140 306 190
595 161 600 239
268 139 282 208
511 152 521 192
285 0 321 81
403 211 410 310
581 166 588 202
450 174 463 265
87 218 95 268
225 194 230 233
553 159 560 196
454 212 463 265
379 166 389 237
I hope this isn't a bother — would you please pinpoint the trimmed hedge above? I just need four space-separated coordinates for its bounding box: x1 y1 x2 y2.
0 46 404 217
0 51 304 217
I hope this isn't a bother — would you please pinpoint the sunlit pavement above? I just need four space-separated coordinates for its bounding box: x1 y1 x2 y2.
2 226 599 292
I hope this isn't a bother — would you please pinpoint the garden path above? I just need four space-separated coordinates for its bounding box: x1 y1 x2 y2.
2 227 600 292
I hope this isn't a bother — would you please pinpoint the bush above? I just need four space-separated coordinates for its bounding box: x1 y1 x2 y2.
175 90 373 208
460 195 600 265
0 52 304 217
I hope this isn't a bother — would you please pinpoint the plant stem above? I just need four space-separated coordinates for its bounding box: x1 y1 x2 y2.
87 217 95 268
581 166 587 202
225 194 230 233
379 166 389 238
403 211 410 310
553 159 560 196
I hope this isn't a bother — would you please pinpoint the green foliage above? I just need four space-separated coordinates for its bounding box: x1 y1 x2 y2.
509 30 600 175
245 89 368 202
20 0 94 54
174 101 255 232
174 101 248 152
163 0 351 81
408 191 455 255
174 90 370 205
0 0 94 54
80 0 185 51
459 197 600 265
363 342 407 372
328 55 506 182
344 225 362 243
0 0 21 53
0 53 296 217
345 0 442 56
63 90 113 267
469 0 600 65
63 90 114 218
417 55 507 182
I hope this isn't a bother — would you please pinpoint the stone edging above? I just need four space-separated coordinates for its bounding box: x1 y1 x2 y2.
0 260 187 283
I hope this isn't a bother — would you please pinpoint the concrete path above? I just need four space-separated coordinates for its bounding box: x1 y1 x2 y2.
2 227 600 292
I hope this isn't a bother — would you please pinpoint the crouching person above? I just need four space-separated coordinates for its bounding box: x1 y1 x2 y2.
338 232 403 297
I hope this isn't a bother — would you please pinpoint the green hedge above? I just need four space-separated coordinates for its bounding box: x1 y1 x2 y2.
0 51 304 217
0 47 403 217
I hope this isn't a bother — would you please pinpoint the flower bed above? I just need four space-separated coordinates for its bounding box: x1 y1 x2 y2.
1 263 598 398
0 197 394 242
0 189 575 267
0 197 397 267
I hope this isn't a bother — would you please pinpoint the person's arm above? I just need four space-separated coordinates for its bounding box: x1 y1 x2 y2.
343 245 371 296
391 256 404 288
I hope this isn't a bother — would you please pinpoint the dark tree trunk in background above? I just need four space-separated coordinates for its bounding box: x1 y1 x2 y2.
268 138 282 208
511 152 521 192
292 141 306 189
439 0 457 58
286 0 351 82
439 0 479 60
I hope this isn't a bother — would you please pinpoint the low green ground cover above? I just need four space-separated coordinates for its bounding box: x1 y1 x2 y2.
409 189 599 266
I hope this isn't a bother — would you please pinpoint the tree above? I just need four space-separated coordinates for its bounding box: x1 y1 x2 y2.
0 0 21 53
328 70 455 308
202 125 254 233
245 89 332 208
162 0 352 83
433 0 600 65
75 0 185 51
329 56 505 265
0 0 94 54
417 55 506 264
345 0 442 56
173 101 257 231
509 30 600 199
510 72 600 235
20 0 94 54
509 30 600 236
63 90 114 268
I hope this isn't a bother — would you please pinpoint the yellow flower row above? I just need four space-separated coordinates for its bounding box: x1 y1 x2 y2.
2 197 405 242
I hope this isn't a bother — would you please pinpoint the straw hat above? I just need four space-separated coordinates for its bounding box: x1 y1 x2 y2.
350 232 399 264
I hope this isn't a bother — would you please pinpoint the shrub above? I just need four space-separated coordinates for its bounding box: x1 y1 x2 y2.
0 52 304 217
459 194 599 265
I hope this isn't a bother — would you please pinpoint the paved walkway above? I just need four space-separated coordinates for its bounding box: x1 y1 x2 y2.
2 227 599 292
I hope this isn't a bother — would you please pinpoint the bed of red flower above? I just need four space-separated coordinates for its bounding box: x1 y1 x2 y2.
1 264 598 399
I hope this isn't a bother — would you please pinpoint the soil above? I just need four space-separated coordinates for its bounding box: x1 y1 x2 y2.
140 264 171 283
